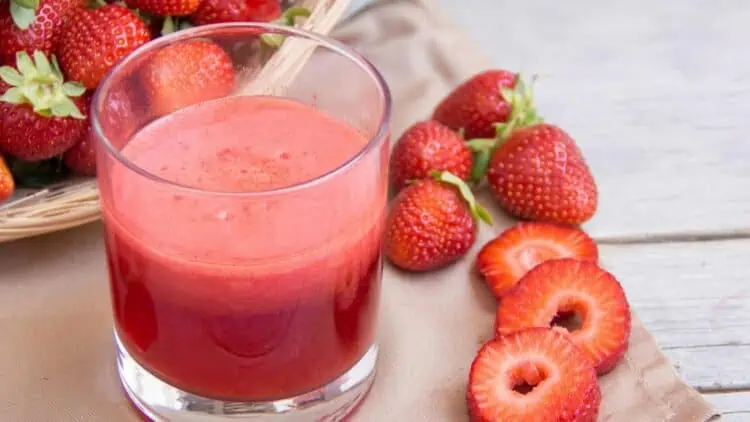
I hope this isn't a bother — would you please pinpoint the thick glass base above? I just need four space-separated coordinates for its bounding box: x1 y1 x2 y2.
115 333 377 421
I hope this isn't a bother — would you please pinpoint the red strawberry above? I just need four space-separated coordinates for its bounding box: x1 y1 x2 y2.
468 328 601 422
476 222 598 298
389 120 472 192
0 0 84 66
57 4 151 89
465 76 598 225
496 259 631 374
384 171 491 272
141 39 235 117
63 123 95 175
191 0 281 25
433 69 517 139
487 122 598 225
0 51 88 160
0 155 14 202
124 0 200 16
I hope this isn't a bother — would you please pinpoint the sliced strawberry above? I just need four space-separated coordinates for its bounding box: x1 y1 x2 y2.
468 328 601 422
476 222 598 298
496 259 631 374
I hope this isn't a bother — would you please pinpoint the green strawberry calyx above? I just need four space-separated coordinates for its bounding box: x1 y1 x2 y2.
465 138 495 183
430 170 493 225
464 74 543 182
260 7 312 48
161 16 194 36
0 51 86 119
493 74 543 141
9 0 40 30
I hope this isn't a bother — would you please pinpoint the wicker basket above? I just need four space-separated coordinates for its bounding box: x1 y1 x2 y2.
0 0 350 244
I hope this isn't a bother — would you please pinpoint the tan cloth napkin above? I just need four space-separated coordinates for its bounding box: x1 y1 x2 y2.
0 0 718 421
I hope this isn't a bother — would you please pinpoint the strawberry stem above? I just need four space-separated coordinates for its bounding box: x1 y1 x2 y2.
466 138 495 183
431 170 492 225
0 51 86 119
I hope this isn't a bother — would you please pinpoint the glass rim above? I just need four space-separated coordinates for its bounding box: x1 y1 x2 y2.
91 22 392 197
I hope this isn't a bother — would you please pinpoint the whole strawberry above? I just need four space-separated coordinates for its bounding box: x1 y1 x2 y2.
389 120 472 192
433 69 517 139
191 0 281 25
57 4 151 89
385 171 492 272
466 75 598 225
0 0 85 66
0 51 87 161
141 39 235 117
125 0 201 17
63 120 96 176
487 122 598 225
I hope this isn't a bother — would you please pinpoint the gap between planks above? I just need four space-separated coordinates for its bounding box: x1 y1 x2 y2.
594 229 750 245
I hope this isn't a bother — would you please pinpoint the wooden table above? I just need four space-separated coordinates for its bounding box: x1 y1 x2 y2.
348 0 750 419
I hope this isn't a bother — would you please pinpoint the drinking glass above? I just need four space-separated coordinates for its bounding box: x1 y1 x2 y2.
92 22 391 421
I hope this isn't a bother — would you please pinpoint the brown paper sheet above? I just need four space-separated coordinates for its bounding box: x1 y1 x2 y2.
0 0 719 420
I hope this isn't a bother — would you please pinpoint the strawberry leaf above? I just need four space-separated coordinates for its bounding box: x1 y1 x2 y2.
0 67 23 86
2 51 86 118
15 52 36 78
492 74 543 143
179 20 193 31
277 6 311 25
50 97 85 119
33 50 53 77
466 138 495 152
62 82 86 97
0 87 25 104
261 7 312 48
12 0 39 10
470 148 491 183
431 170 493 225
466 138 496 182
9 0 37 30
161 16 176 35
50 56 64 78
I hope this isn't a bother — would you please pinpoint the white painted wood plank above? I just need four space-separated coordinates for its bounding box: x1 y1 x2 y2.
667 346 750 392
601 240 750 351
705 391 750 421
416 0 750 238
600 239 750 391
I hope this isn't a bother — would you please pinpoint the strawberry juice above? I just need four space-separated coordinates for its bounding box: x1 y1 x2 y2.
99 95 388 401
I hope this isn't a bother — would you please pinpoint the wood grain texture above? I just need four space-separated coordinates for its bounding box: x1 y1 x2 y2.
601 239 750 392
398 0 750 239
705 392 750 421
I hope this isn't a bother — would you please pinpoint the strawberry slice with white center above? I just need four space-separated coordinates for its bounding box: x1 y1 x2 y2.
468 328 601 422
476 222 598 297
495 258 631 374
